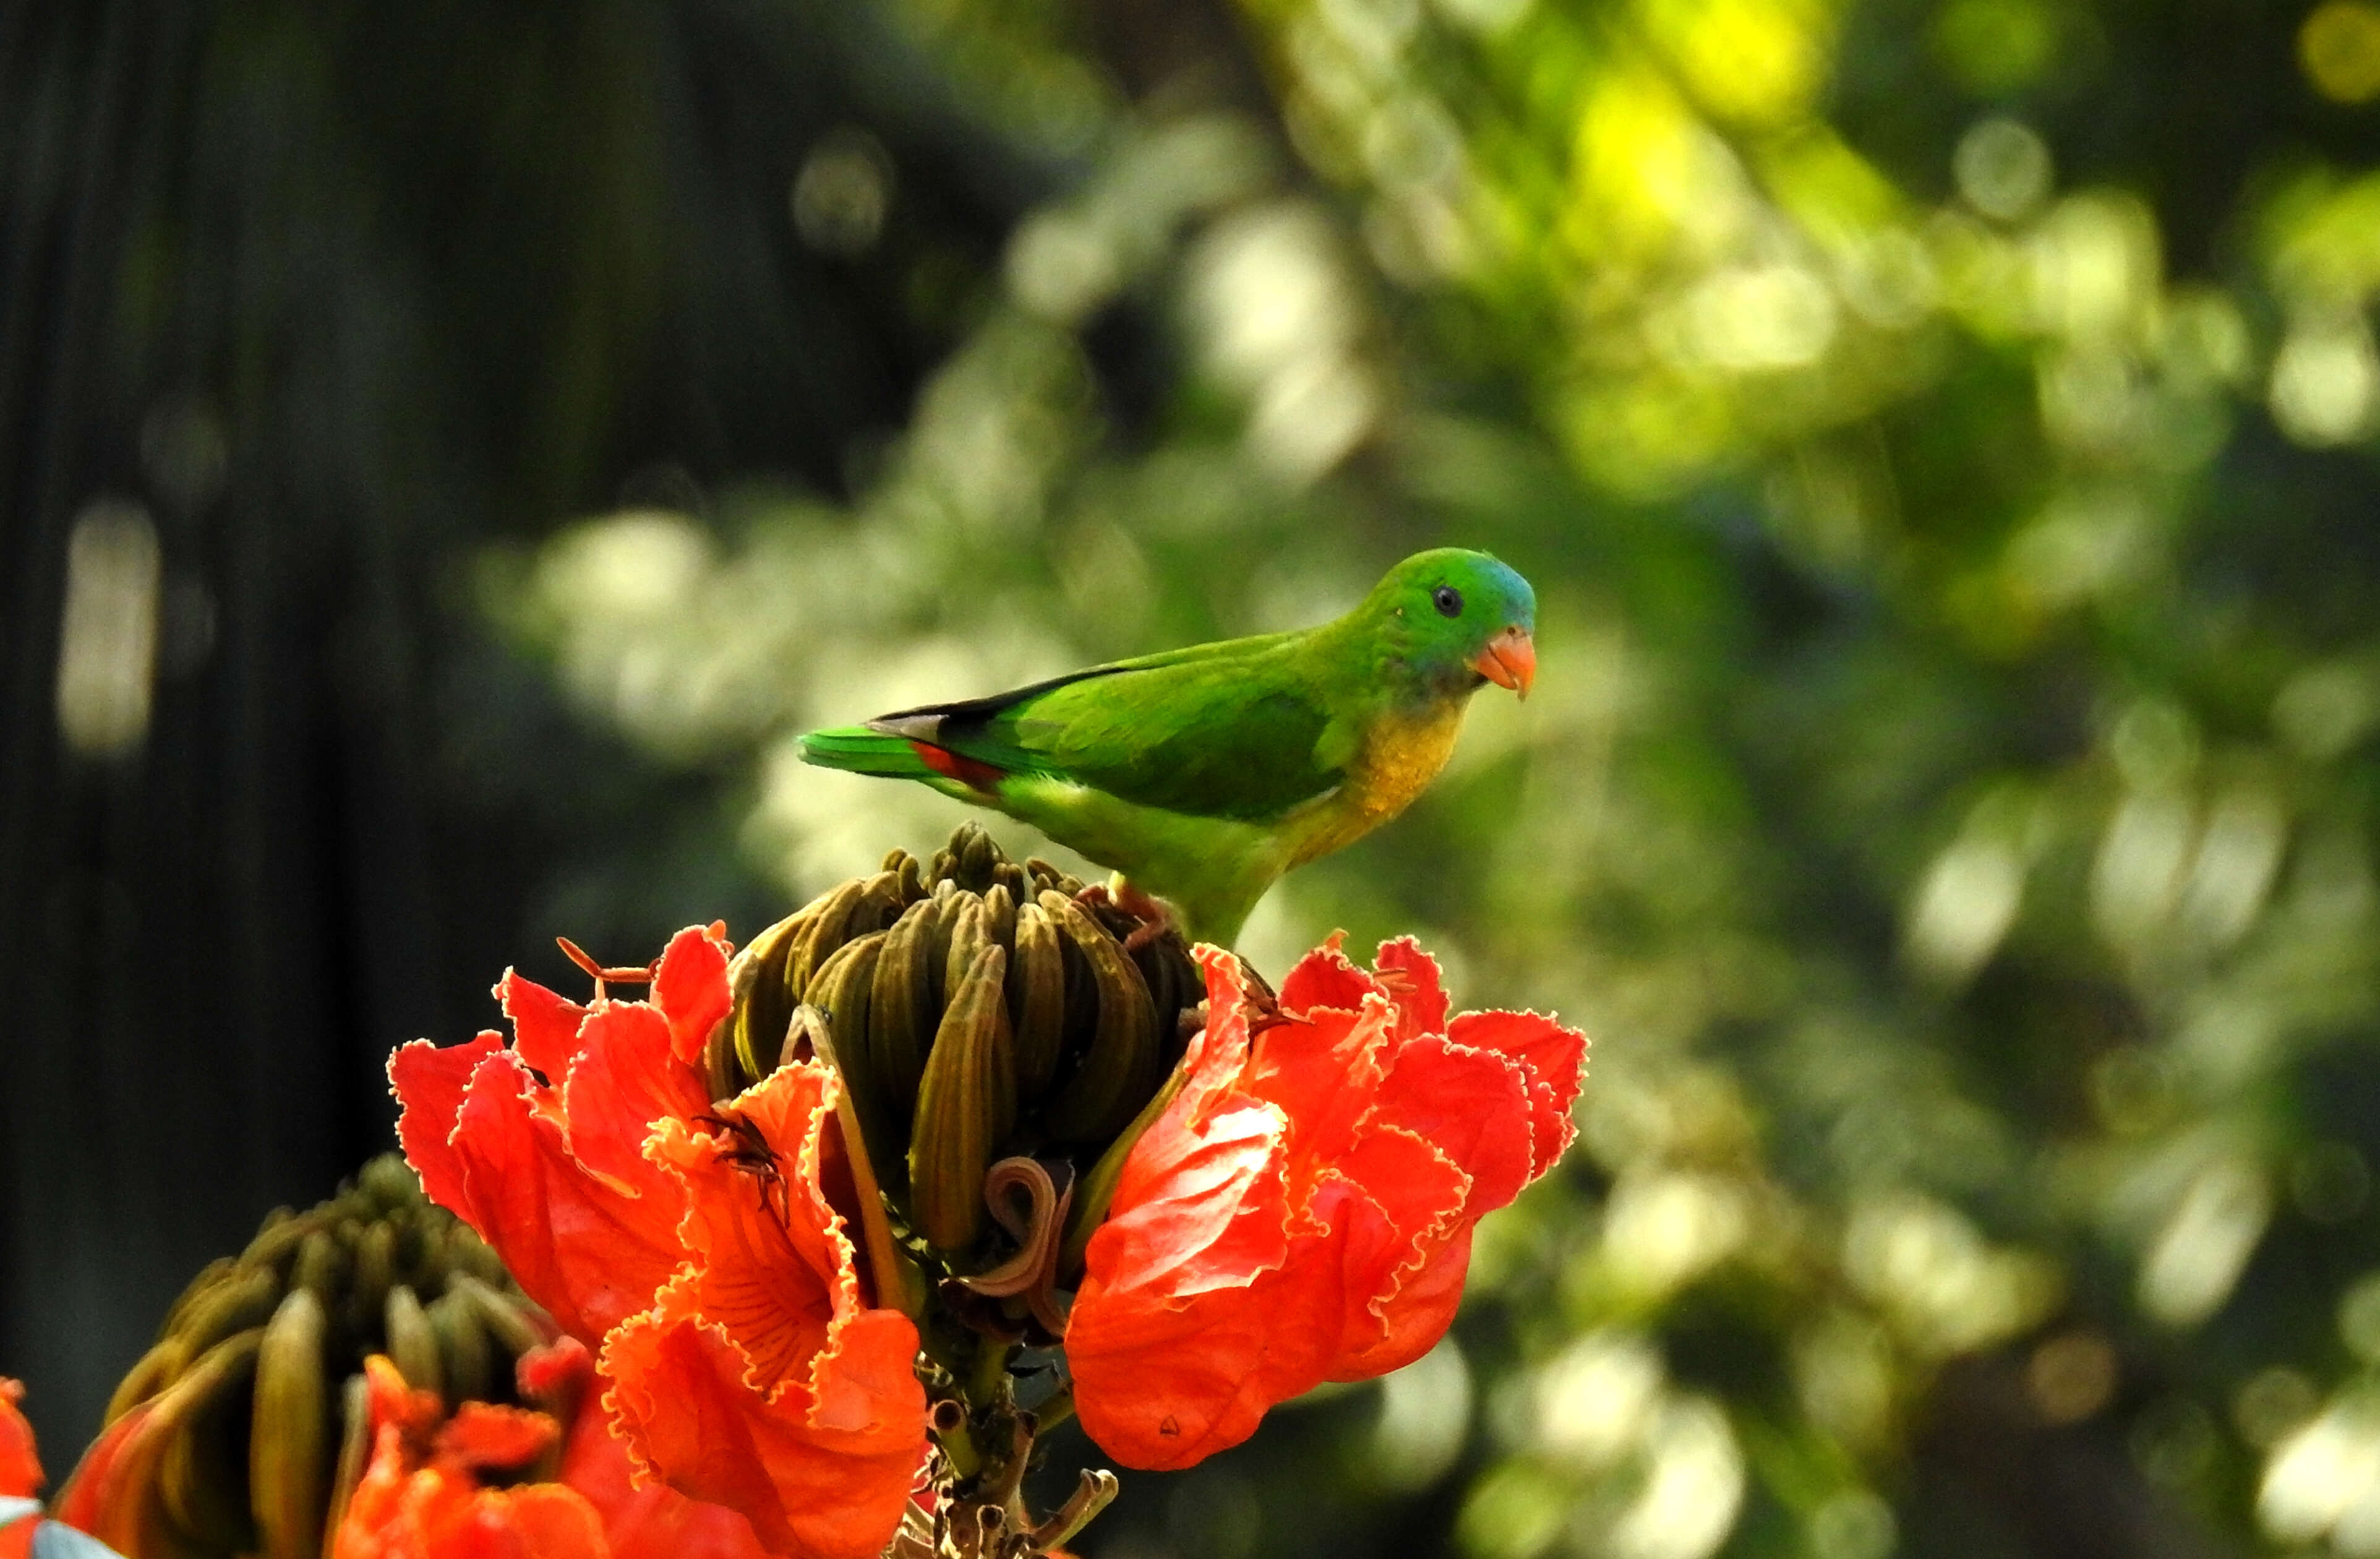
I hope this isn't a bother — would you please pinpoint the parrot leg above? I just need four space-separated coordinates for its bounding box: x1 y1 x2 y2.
1077 876 1176 951
1238 961 1286 1033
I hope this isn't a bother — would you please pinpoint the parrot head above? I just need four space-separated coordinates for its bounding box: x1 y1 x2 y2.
1366 548 1538 700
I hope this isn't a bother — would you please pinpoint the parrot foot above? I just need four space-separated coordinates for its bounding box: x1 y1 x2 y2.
1078 878 1176 951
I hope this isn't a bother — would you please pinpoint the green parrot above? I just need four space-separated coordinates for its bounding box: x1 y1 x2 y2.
798 548 1537 945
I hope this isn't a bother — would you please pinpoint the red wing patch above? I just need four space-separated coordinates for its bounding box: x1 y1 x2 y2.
912 741 1008 793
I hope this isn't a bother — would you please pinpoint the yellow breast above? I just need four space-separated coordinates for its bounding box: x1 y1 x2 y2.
1288 702 1469 866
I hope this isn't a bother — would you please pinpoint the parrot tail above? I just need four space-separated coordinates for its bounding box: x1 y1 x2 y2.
799 726 1011 792
795 726 947 778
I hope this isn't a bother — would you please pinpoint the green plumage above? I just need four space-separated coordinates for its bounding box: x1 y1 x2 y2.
799 549 1538 945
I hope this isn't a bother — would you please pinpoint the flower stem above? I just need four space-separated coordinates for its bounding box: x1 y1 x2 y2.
1031 1384 1075 1435
967 1338 1012 1412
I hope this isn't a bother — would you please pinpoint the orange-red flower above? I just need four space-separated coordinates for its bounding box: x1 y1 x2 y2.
598 1061 931 1559
389 926 928 1559
330 1344 776 1559
1066 937 1587 1470
0 1380 35 1501
1 1378 40 1559
2 1378 133 1559
333 1355 604 1559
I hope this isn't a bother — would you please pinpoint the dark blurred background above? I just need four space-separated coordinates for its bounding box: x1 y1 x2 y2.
8 1 2380 1555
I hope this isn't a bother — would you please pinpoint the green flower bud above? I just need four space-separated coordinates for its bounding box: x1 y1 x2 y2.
75 1154 552 1558
712 823 1201 1278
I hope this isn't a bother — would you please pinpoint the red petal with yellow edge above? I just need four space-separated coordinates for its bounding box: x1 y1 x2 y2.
1329 1127 1470 1328
448 1052 684 1346
643 1064 854 1381
390 1033 507 1226
653 925 732 1068
1077 963 1290 1305
1072 940 1589 1472
1372 937 1450 1040
0 1380 36 1498
596 1059 926 1558
559 1002 711 1192
1334 1222 1473 1381
1275 932 1381 1016
601 1291 925 1559
555 1398 770 1559
1446 1010 1586 1177
1242 999 1396 1211
500 973 589 1085
1371 1037 1535 1218
1080 1094 1287 1305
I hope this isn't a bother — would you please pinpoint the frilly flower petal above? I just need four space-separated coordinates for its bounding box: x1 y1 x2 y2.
1447 1010 1586 1176
1333 1222 1473 1380
1071 1258 1343 1470
1372 1037 1536 1218
555 1404 771 1559
643 1065 856 1381
597 1060 927 1559
499 974 590 1085
1275 931 1379 1016
1071 937 1588 1472
389 1033 507 1226
559 1003 711 1191
1082 970 1291 1305
1372 937 1451 1039
1244 1000 1396 1210
443 1051 685 1346
602 1294 924 1559
653 926 732 1068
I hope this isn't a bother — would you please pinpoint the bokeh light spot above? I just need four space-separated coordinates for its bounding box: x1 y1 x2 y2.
2270 314 2380 445
1932 0 2058 95
1809 1488 1897 1559
2137 1154 2270 1328
792 128 894 257
2025 1330 2117 1424
2235 1367 2321 1448
2302 1 2380 103
1953 117 2051 221
54 500 161 761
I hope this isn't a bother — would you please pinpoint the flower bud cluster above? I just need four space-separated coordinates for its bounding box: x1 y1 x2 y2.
59 1154 553 1557
711 824 1201 1267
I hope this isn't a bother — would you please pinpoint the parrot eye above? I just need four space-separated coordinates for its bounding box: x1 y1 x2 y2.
1432 585 1463 617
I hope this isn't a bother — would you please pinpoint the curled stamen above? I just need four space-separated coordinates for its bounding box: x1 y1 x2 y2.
957 1157 1074 1338
555 936 657 1001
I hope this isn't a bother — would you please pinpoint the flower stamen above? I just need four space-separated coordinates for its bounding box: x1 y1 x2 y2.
554 935 658 1000
956 1158 1074 1339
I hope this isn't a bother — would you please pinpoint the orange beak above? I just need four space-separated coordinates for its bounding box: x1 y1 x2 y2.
1473 626 1536 699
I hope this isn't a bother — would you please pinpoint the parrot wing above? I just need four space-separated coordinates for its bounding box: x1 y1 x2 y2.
869 635 1347 823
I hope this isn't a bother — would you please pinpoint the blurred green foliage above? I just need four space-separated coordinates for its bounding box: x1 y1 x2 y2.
481 0 2380 1555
